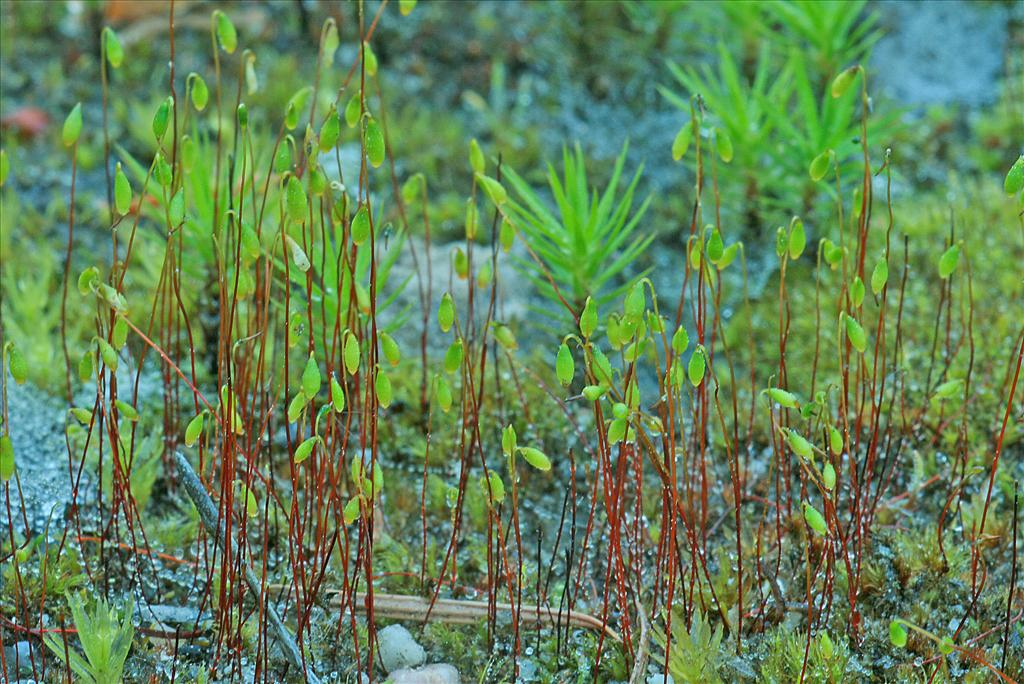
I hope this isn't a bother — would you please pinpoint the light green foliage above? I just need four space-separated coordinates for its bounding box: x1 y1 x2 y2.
503 142 653 325
758 0 881 77
760 628 849 684
663 4 897 230
766 52 897 209
69 426 161 514
43 592 134 684
1 536 86 610
652 608 724 683
663 43 789 227
0 196 92 388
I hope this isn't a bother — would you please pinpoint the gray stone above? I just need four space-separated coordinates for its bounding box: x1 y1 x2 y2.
388 664 460 684
377 235 536 355
140 603 204 626
516 659 538 682
4 641 34 674
0 381 81 537
376 624 426 673
871 0 1008 107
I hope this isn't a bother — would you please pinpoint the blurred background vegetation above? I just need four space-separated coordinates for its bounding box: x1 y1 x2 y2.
2 0 1021 325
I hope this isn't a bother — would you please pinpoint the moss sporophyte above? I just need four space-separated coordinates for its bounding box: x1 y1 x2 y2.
0 2 1021 682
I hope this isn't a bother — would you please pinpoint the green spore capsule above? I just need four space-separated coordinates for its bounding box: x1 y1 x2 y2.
843 313 867 353
376 369 392 408
871 259 888 294
438 293 455 333
671 123 691 161
185 412 204 447
365 118 385 168
0 434 14 481
330 376 346 413
189 73 208 111
687 346 706 387
344 333 360 375
1005 154 1024 195
518 446 551 472
103 27 124 68
444 340 464 374
788 218 806 259
152 96 172 142
319 108 340 152
286 175 307 224
301 352 321 398
830 66 859 98
114 163 132 216
380 332 400 366
579 297 597 338
62 103 83 148
767 387 799 409
294 436 317 464
434 375 452 413
809 149 832 181
938 243 960 279
215 10 237 53
786 429 814 460
351 206 371 246
823 462 836 490
556 343 574 387
889 621 907 648
803 502 828 536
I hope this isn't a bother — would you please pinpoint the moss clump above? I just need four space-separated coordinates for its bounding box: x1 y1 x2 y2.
759 628 849 684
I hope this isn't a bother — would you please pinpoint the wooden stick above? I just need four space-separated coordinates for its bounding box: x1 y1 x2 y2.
311 589 622 644
174 451 321 684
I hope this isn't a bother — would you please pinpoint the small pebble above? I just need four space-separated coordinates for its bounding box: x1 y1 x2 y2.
388 663 460 684
646 674 675 684
376 624 426 673
4 641 34 674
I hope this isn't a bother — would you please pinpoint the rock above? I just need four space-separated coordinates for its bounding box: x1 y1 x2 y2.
646 673 675 684
388 664 460 684
516 659 538 682
375 235 537 357
0 365 167 538
376 624 426 673
1 381 82 537
3 641 34 675
871 0 1008 107
141 603 204 626
723 654 758 681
